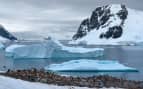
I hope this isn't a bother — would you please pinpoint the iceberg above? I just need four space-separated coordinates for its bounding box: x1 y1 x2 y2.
6 44 25 52
5 43 53 58
5 39 104 59
51 39 104 58
45 59 138 72
53 39 103 53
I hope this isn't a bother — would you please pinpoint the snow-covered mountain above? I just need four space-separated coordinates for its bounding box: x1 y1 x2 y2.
72 4 143 45
0 25 17 41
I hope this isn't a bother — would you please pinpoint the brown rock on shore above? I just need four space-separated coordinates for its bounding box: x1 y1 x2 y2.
0 69 142 89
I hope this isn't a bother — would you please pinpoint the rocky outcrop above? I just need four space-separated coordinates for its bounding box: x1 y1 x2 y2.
73 4 128 40
1 69 142 89
0 25 17 40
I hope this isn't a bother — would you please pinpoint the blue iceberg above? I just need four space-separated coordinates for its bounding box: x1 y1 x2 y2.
45 59 138 72
0 43 4 50
5 39 104 59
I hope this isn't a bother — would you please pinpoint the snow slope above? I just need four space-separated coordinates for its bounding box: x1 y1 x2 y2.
45 59 138 72
71 4 143 45
0 75 122 89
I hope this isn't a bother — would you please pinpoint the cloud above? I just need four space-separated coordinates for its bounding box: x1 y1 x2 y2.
0 0 143 40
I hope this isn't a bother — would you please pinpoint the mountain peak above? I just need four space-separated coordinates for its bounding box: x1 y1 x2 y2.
71 4 143 45
73 4 128 40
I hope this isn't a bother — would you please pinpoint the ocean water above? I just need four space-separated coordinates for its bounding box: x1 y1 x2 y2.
1 44 143 81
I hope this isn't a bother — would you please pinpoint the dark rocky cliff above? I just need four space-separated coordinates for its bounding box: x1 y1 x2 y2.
0 25 17 40
73 4 128 40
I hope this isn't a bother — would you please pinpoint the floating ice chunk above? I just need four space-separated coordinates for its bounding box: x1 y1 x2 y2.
53 39 104 53
5 43 53 58
0 43 4 49
51 49 103 59
5 44 26 57
49 39 104 58
45 59 138 72
62 47 103 53
6 44 25 52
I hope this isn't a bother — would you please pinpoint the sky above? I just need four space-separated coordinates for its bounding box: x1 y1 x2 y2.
0 0 143 40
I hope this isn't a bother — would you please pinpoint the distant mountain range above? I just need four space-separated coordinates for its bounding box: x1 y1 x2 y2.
72 4 143 45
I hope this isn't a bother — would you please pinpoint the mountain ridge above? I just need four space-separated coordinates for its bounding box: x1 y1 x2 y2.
72 4 143 45
0 25 17 41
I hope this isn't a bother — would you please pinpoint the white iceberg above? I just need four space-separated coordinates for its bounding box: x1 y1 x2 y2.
5 43 53 58
6 44 25 52
45 59 138 72
53 39 103 53
5 39 104 59
50 39 104 58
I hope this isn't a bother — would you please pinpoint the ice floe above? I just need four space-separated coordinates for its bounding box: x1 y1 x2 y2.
45 59 138 72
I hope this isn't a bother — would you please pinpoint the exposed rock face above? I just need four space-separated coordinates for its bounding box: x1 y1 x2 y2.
0 25 17 40
73 4 128 40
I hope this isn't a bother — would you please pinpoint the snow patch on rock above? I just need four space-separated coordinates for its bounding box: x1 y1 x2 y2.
71 4 143 45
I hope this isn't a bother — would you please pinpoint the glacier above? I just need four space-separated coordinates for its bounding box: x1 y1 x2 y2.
5 39 104 59
45 59 138 72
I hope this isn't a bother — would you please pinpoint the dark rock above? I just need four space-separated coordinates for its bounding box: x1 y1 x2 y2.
89 11 99 29
102 26 123 39
0 25 17 40
73 4 128 40
99 33 104 39
117 4 128 21
72 19 90 40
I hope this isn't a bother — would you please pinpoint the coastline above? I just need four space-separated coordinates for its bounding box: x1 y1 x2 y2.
0 75 123 89
0 69 142 89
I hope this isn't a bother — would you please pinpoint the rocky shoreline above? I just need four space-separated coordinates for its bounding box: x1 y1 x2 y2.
0 69 143 89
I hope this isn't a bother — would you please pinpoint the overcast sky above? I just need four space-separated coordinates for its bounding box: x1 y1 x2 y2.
0 0 143 40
